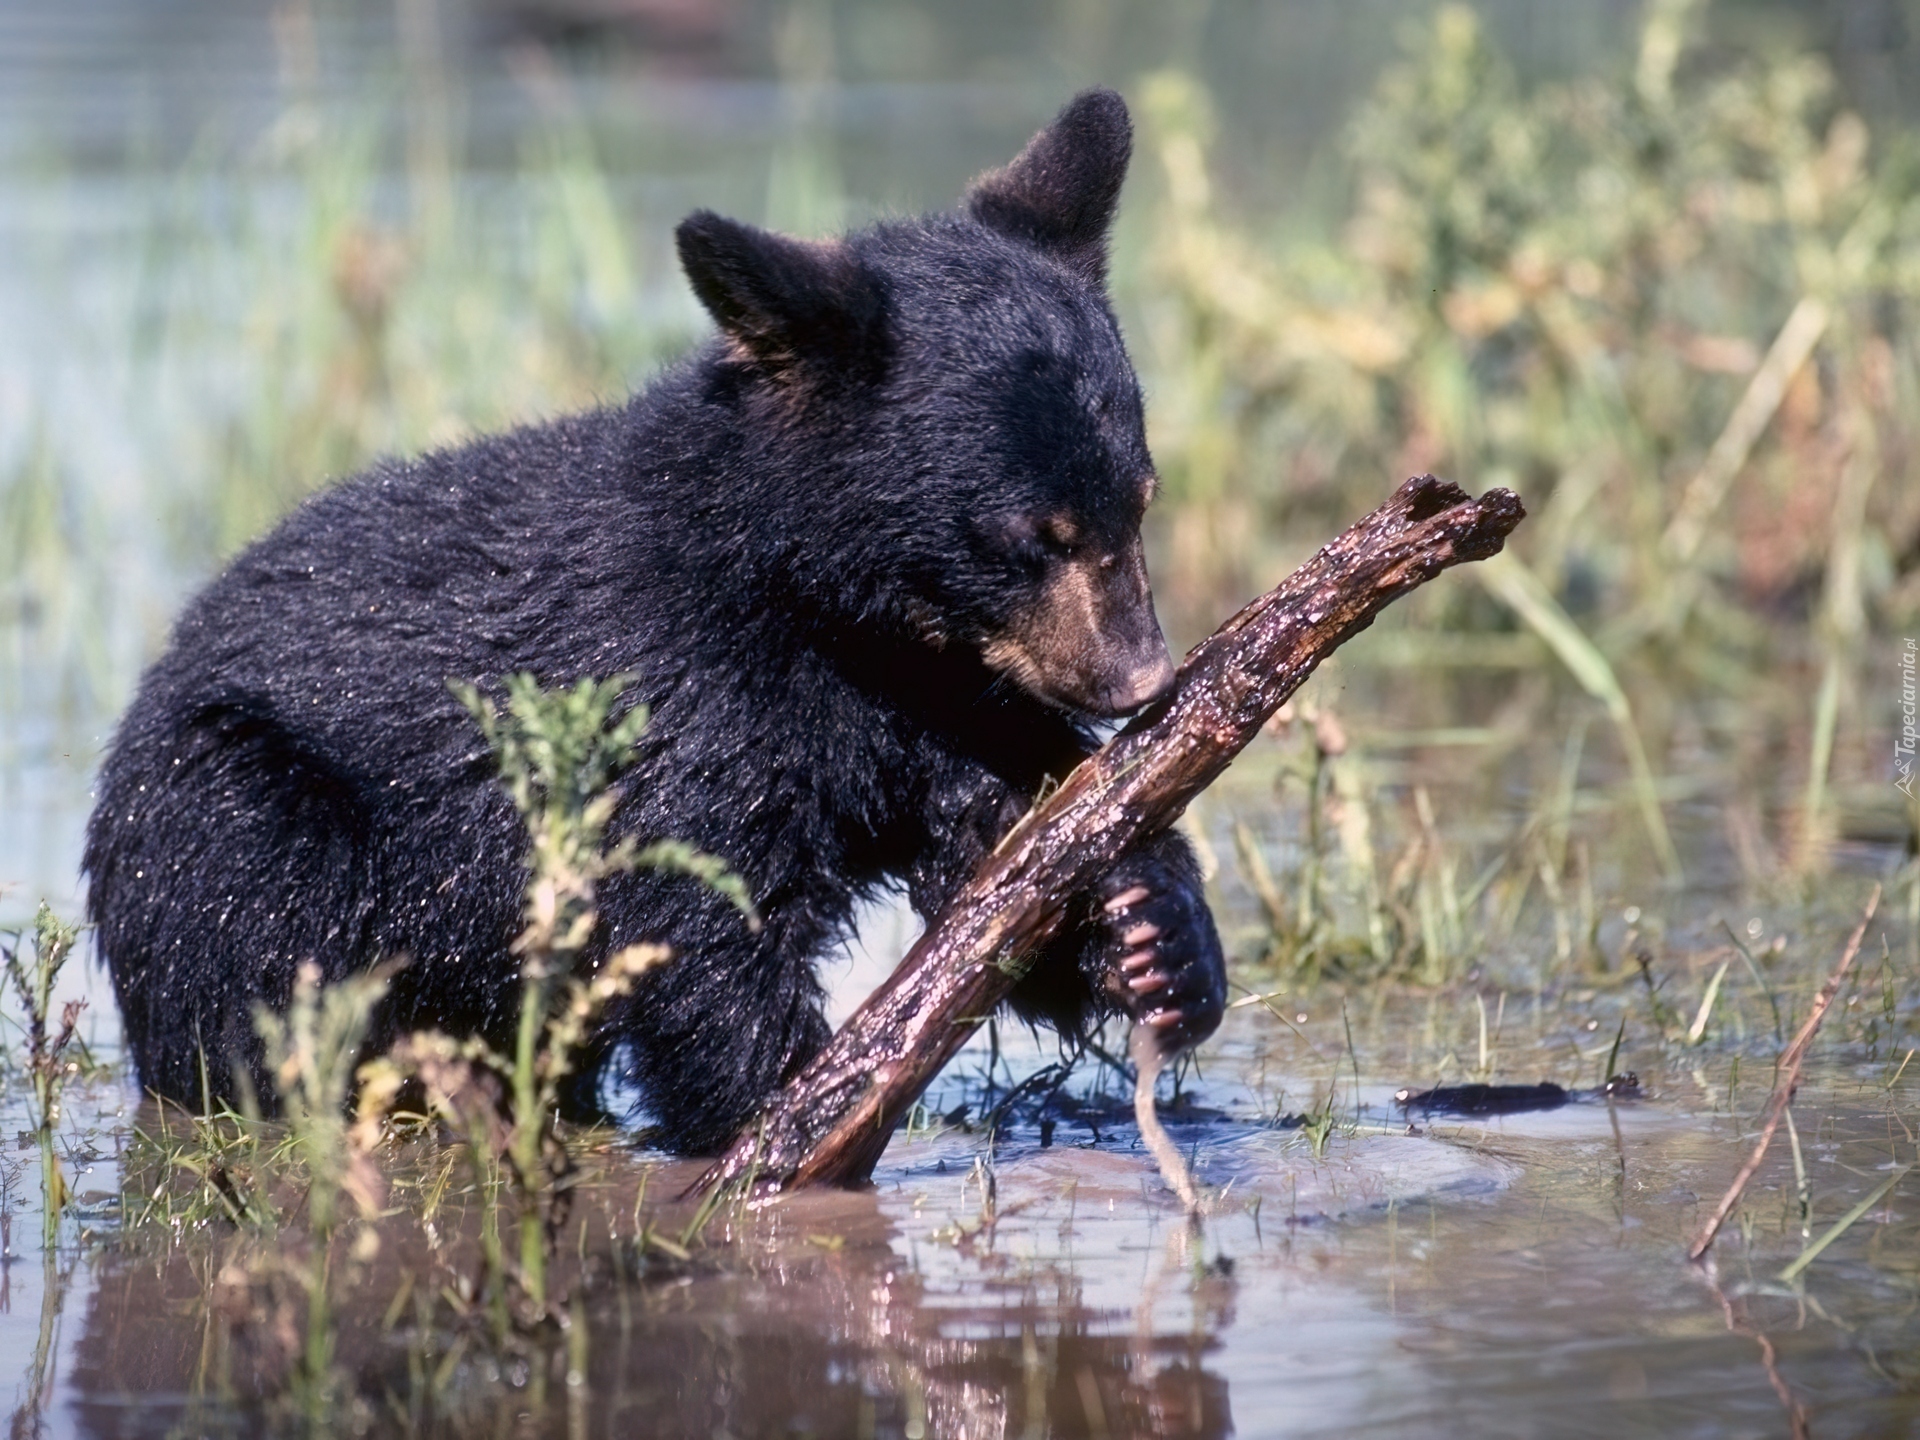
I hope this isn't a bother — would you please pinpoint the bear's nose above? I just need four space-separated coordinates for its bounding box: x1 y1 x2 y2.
1110 650 1176 713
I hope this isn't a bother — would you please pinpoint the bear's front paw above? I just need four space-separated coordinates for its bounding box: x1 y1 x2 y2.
1099 855 1226 1055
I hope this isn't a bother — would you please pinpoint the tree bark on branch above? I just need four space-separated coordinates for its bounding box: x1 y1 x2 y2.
693 475 1525 1197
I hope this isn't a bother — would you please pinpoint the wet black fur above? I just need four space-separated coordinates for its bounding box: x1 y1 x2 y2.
84 89 1226 1153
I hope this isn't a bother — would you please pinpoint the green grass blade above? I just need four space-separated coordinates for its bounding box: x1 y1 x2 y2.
1777 1165 1910 1283
1478 553 1682 883
1686 959 1730 1045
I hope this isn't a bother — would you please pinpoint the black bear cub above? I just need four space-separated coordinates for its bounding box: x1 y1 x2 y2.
85 89 1227 1153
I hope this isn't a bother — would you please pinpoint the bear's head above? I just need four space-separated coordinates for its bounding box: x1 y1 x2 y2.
675 89 1175 720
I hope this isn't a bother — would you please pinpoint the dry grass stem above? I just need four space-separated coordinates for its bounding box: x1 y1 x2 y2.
1688 883 1881 1263
1129 1025 1200 1213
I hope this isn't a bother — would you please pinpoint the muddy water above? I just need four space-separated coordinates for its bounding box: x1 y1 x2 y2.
7 991 1914 1439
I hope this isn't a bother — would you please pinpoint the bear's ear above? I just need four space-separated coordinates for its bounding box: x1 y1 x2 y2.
676 210 888 382
966 88 1131 286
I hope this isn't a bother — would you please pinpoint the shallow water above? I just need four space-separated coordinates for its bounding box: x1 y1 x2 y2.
5 984 1916 1439
6 681 1913 1436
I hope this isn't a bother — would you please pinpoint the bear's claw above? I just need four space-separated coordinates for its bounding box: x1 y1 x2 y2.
1097 852 1226 1056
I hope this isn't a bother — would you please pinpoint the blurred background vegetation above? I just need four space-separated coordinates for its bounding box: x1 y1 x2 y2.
3 0 1918 992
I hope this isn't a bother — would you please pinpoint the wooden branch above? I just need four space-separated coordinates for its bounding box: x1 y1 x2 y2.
694 475 1526 1197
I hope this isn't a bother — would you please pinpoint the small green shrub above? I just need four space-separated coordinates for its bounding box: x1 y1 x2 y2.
3 904 84 1248
359 672 750 1327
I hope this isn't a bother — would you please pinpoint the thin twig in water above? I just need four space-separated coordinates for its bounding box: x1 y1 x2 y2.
1130 1025 1199 1212
1688 885 1880 1263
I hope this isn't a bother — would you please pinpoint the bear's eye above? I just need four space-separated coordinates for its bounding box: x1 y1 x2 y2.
1041 515 1082 557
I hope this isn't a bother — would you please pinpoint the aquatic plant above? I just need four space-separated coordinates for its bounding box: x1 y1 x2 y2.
250 959 396 1408
2 904 84 1249
1139 0 1920 909
152 111 675 569
359 672 749 1326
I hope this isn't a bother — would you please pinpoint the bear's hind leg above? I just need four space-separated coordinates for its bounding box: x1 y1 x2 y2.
601 880 835 1153
86 702 382 1108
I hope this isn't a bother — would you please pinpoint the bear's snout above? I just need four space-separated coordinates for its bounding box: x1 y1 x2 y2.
982 538 1175 718
1102 647 1177 716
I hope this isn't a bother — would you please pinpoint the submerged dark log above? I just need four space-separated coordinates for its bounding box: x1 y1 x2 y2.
1393 1073 1643 1117
694 475 1525 1196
